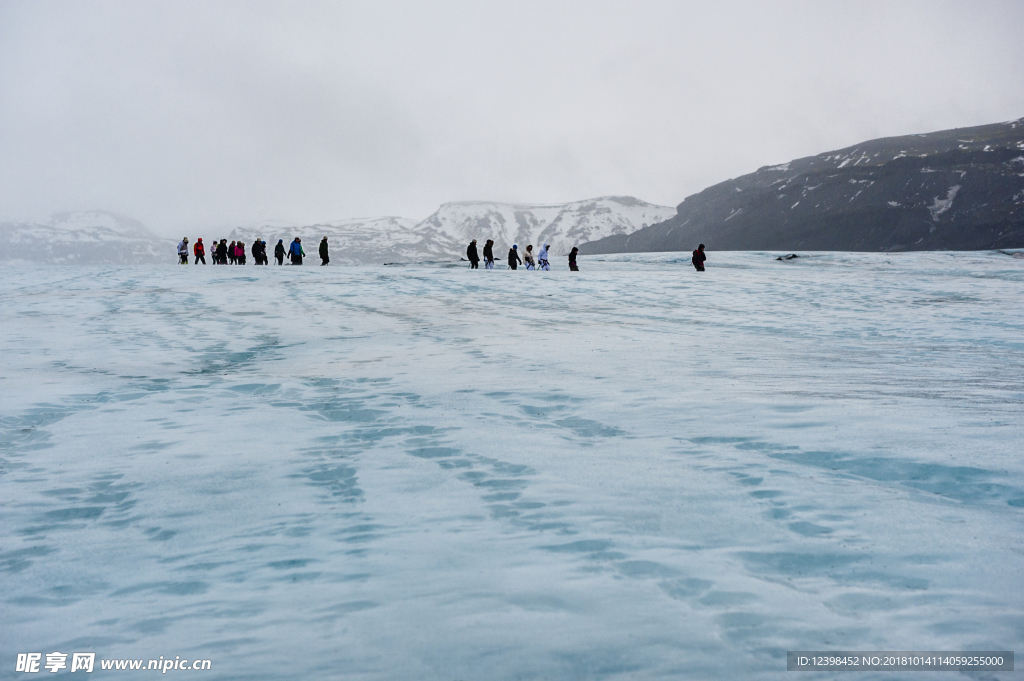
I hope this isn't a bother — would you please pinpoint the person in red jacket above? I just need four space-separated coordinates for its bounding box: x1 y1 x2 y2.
692 244 706 271
193 238 206 264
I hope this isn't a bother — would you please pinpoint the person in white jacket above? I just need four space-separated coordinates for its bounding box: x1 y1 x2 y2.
537 243 551 271
177 238 189 264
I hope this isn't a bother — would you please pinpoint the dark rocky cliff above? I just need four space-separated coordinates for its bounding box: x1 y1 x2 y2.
580 118 1024 253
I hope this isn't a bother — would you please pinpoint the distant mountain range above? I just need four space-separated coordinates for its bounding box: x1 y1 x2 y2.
0 197 674 265
228 217 423 265
230 195 679 264
0 211 172 264
229 197 674 264
580 117 1024 254
410 197 676 259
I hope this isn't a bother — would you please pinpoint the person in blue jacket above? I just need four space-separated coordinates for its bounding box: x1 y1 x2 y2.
289 238 305 265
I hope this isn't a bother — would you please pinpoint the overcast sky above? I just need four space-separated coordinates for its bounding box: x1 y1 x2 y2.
1 0 1023 236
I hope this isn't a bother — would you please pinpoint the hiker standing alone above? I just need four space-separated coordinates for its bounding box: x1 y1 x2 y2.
692 244 707 271
319 237 330 266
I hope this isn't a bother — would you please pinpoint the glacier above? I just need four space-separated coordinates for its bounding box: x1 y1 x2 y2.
1 251 1022 680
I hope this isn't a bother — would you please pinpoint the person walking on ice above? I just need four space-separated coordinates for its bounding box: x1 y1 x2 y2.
568 246 579 271
466 240 479 269
508 244 522 270
537 243 551 271
523 245 536 270
193 238 206 264
483 239 495 269
275 239 285 265
319 237 330 266
692 243 706 271
289 237 305 265
177 237 189 264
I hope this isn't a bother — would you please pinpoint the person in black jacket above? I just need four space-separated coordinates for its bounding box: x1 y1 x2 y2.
508 245 521 270
319 237 330 266
216 239 228 265
692 244 707 271
568 246 579 271
483 239 495 269
274 239 285 265
467 240 479 269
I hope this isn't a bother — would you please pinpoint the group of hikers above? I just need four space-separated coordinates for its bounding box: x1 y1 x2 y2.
177 237 330 266
176 235 709 271
466 240 580 271
463 240 707 271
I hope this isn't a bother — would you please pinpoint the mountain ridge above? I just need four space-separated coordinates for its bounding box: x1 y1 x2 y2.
579 117 1024 254
0 210 173 264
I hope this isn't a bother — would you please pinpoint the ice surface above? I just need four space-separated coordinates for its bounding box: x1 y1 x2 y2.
2 252 1023 680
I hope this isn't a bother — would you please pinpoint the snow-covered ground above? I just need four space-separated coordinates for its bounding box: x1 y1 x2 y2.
2 251 1022 680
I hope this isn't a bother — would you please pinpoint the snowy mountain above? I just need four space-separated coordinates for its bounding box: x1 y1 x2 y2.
0 211 174 264
580 117 1024 254
228 217 421 265
409 196 676 259
228 196 675 264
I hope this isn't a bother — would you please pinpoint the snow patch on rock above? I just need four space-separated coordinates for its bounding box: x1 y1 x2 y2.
928 185 961 221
